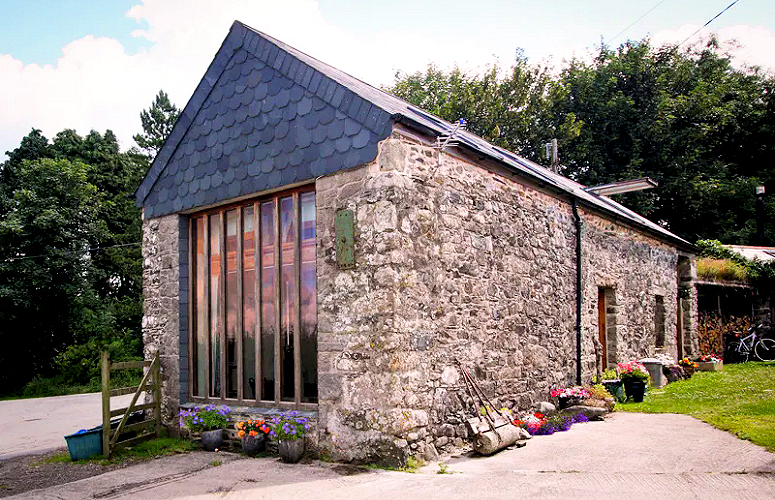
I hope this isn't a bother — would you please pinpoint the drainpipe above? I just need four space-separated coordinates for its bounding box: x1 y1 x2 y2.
572 199 582 385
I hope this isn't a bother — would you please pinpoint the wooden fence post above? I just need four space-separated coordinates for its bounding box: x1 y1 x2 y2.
153 352 162 437
101 351 111 458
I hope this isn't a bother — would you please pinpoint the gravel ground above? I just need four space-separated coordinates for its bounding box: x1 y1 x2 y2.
0 448 139 498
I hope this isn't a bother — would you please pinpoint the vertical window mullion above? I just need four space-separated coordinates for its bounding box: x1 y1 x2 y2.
260 202 264 401
236 208 244 403
203 218 211 399
293 192 302 405
188 220 194 399
273 198 281 405
219 211 227 401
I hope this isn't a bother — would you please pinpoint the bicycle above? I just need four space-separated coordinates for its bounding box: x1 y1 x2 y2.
726 324 775 362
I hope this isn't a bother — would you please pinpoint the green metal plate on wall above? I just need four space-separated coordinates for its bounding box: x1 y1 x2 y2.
335 209 355 269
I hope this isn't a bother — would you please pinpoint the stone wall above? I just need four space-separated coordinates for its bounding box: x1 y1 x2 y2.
315 129 692 464
142 213 185 420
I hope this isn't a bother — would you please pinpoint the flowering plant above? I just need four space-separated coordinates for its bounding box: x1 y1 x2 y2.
516 412 546 433
514 412 589 436
269 411 312 441
697 354 721 363
551 386 590 399
237 419 271 439
617 361 650 383
179 405 230 432
654 353 676 365
678 357 698 369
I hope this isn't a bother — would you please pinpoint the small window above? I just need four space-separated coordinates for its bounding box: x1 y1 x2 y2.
654 295 666 348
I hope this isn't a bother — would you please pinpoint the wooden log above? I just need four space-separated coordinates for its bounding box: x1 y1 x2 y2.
472 424 523 456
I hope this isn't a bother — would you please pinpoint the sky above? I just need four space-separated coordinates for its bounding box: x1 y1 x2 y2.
1 0 774 161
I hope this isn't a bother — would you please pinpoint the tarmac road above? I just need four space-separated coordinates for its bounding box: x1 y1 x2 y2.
0 392 139 460
7 412 775 500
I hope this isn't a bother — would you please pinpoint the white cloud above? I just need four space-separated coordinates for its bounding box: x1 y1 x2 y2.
651 24 775 73
0 0 494 160
1 1 773 161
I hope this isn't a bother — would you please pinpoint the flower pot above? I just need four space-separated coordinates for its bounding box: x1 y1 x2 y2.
201 429 223 451
696 361 722 372
278 439 304 463
602 379 626 403
242 434 267 455
623 380 646 403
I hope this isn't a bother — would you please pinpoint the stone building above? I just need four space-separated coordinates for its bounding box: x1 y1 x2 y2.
136 21 698 463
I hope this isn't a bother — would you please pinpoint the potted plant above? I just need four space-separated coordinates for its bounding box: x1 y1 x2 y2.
269 411 312 463
696 354 723 372
678 357 699 376
237 419 271 455
596 367 625 403
617 361 650 402
550 386 590 409
180 405 231 451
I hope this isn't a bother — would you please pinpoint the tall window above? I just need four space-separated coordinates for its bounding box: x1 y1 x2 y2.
190 187 317 407
654 295 666 348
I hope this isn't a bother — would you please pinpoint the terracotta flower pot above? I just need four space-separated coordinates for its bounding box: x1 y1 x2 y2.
242 434 267 455
278 439 304 463
201 429 223 451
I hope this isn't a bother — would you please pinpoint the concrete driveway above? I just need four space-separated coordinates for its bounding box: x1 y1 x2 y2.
0 392 139 460
8 412 775 500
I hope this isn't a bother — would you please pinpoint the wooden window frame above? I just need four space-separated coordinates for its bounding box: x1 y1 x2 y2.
188 185 317 410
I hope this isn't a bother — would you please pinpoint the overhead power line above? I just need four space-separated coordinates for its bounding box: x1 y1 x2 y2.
679 0 742 47
606 0 671 45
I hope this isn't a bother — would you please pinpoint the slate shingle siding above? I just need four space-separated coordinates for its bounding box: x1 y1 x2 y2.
141 33 393 218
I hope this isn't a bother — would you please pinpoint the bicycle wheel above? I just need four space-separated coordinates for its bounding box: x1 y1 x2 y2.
754 338 775 362
726 341 748 363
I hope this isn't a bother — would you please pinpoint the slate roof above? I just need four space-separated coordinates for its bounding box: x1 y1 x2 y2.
136 21 691 249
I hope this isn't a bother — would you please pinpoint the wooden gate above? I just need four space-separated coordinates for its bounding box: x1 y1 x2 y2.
101 351 162 458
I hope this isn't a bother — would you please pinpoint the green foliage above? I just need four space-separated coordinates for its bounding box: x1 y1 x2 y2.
180 405 231 432
697 239 775 290
269 411 313 441
436 462 451 474
388 59 559 164
697 258 750 282
619 362 775 452
133 90 181 159
0 127 148 396
389 38 775 245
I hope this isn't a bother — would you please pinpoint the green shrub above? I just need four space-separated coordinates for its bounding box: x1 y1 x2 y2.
697 258 749 282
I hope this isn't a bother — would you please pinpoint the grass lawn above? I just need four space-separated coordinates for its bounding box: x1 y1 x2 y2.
618 362 775 452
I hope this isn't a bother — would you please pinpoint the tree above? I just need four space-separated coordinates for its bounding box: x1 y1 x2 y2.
0 158 99 390
547 39 775 243
388 39 775 244
133 90 181 159
387 55 569 164
0 128 147 394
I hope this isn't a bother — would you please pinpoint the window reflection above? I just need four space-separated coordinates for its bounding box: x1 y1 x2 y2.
191 190 316 406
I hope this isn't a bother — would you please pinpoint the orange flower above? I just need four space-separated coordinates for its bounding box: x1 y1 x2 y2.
238 430 246 438
237 422 244 429
249 430 258 437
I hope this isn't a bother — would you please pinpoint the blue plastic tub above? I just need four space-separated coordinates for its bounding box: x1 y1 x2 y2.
64 427 102 460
